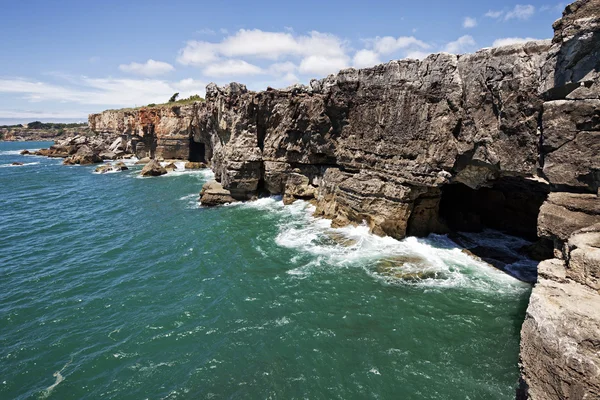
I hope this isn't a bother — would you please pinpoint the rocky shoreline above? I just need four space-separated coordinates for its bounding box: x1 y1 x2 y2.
24 0 600 398
0 124 89 142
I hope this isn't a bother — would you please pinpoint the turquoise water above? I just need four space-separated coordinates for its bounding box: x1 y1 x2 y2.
0 141 532 399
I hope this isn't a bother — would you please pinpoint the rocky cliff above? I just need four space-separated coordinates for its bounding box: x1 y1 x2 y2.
89 1 600 398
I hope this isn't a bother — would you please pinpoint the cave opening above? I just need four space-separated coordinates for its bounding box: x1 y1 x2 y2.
189 139 206 162
438 178 549 241
437 178 553 282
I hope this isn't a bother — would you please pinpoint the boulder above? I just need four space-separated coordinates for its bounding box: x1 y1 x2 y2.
63 145 102 165
99 151 117 160
19 150 30 155
140 159 167 177
199 181 237 206
135 157 151 165
184 161 207 169
108 137 124 152
164 162 178 172
11 162 24 166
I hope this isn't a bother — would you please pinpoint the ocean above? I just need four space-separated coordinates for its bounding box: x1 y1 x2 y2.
0 141 532 399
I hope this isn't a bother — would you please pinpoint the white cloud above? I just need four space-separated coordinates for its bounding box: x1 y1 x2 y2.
444 35 476 54
177 41 220 66
268 61 297 74
371 36 430 55
353 50 381 68
505 5 535 20
177 29 348 66
405 51 431 60
118 59 175 76
492 37 539 47
485 10 504 18
298 55 350 76
463 17 477 28
203 59 264 77
0 77 207 108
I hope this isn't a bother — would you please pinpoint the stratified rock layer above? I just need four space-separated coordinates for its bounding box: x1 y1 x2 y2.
88 1 600 398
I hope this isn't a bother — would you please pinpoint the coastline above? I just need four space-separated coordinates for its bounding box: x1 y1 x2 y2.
12 0 600 398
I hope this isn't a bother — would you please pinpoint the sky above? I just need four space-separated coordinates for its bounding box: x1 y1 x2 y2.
0 0 566 123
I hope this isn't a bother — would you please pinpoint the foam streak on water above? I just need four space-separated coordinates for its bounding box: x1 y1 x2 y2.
0 142 532 400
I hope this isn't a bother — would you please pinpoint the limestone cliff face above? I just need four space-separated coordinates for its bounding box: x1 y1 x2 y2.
89 1 600 397
89 104 201 159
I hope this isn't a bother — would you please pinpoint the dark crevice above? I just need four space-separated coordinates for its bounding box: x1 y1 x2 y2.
189 139 206 162
439 178 550 240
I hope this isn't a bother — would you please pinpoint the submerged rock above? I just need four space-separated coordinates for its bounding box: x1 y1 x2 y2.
140 159 167 177
11 162 24 166
94 164 112 173
374 256 442 282
94 162 129 174
113 162 128 171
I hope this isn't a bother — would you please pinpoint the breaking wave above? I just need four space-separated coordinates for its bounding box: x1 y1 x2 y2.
238 197 532 292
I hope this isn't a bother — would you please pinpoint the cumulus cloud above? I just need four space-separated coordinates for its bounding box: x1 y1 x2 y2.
371 36 430 55
463 17 477 28
177 29 352 78
0 77 206 108
178 29 348 69
118 59 175 76
268 61 297 75
444 35 476 54
299 55 349 76
505 5 536 20
492 37 539 47
353 50 381 68
405 50 432 60
203 59 264 77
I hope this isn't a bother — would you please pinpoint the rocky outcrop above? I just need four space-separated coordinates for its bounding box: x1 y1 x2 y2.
199 181 237 206
35 133 129 163
0 124 89 142
140 159 167 177
63 145 102 165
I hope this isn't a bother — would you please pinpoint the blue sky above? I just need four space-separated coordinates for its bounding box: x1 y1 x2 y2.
0 0 565 123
